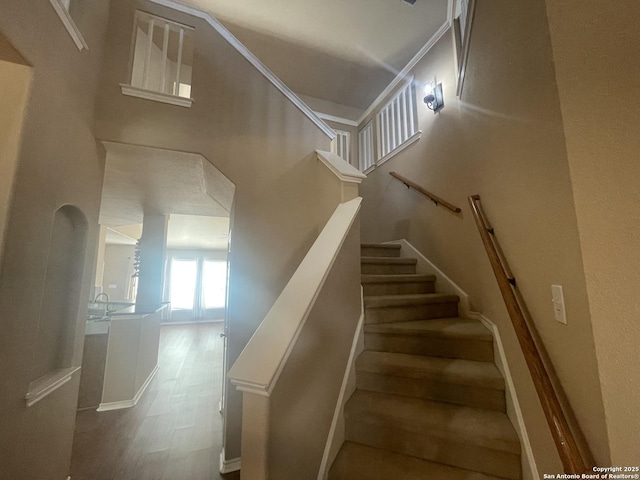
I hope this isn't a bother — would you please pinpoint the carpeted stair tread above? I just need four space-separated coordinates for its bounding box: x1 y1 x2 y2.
365 293 459 308
361 273 436 284
361 256 417 265
356 351 504 390
345 390 520 454
329 442 508 480
365 317 493 340
361 243 401 250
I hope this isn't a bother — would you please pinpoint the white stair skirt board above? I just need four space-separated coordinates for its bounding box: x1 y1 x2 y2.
383 239 538 480
97 365 158 412
469 312 539 480
219 449 241 473
384 239 471 315
317 290 365 480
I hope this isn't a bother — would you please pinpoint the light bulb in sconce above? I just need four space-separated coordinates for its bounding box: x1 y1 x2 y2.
423 79 444 114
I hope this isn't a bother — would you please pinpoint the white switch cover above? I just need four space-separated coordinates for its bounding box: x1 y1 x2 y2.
108 284 117 289
551 284 567 325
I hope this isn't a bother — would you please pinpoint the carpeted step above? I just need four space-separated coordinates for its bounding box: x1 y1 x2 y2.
361 273 436 296
344 391 521 479
329 442 510 480
361 256 417 275
361 243 402 257
364 293 459 324
364 317 494 361
356 351 505 411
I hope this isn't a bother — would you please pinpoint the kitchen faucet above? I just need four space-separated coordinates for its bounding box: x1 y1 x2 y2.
92 292 110 304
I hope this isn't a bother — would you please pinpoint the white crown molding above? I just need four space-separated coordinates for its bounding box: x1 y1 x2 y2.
148 0 335 140
316 150 366 184
120 84 194 108
97 365 158 411
49 0 89 51
357 20 451 126
314 112 359 127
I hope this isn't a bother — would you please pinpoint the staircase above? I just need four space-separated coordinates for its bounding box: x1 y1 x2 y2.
329 243 521 480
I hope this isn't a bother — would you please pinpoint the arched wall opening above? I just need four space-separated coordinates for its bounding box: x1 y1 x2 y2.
32 205 89 380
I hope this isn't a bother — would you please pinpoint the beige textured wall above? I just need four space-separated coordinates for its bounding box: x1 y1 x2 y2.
103 244 136 301
268 216 361 479
0 0 111 478
544 0 640 464
359 1 610 469
0 57 31 266
95 0 341 459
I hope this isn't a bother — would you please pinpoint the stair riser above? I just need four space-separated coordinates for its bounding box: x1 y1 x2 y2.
361 263 416 275
365 302 458 324
363 281 435 296
364 334 494 361
345 421 521 480
361 247 401 257
356 372 506 412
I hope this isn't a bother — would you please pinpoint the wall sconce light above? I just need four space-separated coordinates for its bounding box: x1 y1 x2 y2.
424 82 444 113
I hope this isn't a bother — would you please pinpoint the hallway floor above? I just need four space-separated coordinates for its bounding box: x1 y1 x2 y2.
70 322 239 480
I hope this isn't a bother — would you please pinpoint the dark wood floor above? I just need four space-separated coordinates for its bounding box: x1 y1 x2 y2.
70 322 240 480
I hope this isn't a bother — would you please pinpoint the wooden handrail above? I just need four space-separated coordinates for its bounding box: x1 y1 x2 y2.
390 172 462 213
468 194 590 474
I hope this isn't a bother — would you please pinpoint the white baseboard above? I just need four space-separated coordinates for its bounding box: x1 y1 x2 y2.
385 239 471 315
97 365 158 412
219 448 241 473
468 311 539 480
317 289 365 480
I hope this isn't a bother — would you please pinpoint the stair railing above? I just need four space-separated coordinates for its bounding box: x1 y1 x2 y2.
468 194 591 474
390 172 462 213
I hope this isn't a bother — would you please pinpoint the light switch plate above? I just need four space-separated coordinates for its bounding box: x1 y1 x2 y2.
551 284 567 325
108 284 117 289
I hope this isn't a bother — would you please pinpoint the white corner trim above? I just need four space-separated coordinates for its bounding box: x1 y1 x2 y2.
219 449 241 473
228 198 362 396
49 0 89 51
317 289 365 480
97 365 158 412
375 131 422 169
120 84 194 108
317 150 367 184
314 112 359 127
468 311 539 480
25 366 81 407
357 21 450 126
386 239 470 316
148 0 335 140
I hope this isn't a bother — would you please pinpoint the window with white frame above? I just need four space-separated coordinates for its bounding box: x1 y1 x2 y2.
358 121 375 173
330 130 351 163
377 82 419 160
121 12 195 107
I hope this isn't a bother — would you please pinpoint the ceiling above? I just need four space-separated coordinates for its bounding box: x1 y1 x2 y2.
105 215 230 250
184 0 448 110
99 142 235 226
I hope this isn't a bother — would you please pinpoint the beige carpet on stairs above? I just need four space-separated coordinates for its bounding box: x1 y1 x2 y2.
328 243 522 480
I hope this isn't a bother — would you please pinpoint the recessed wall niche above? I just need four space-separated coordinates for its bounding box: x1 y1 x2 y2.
32 205 88 381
